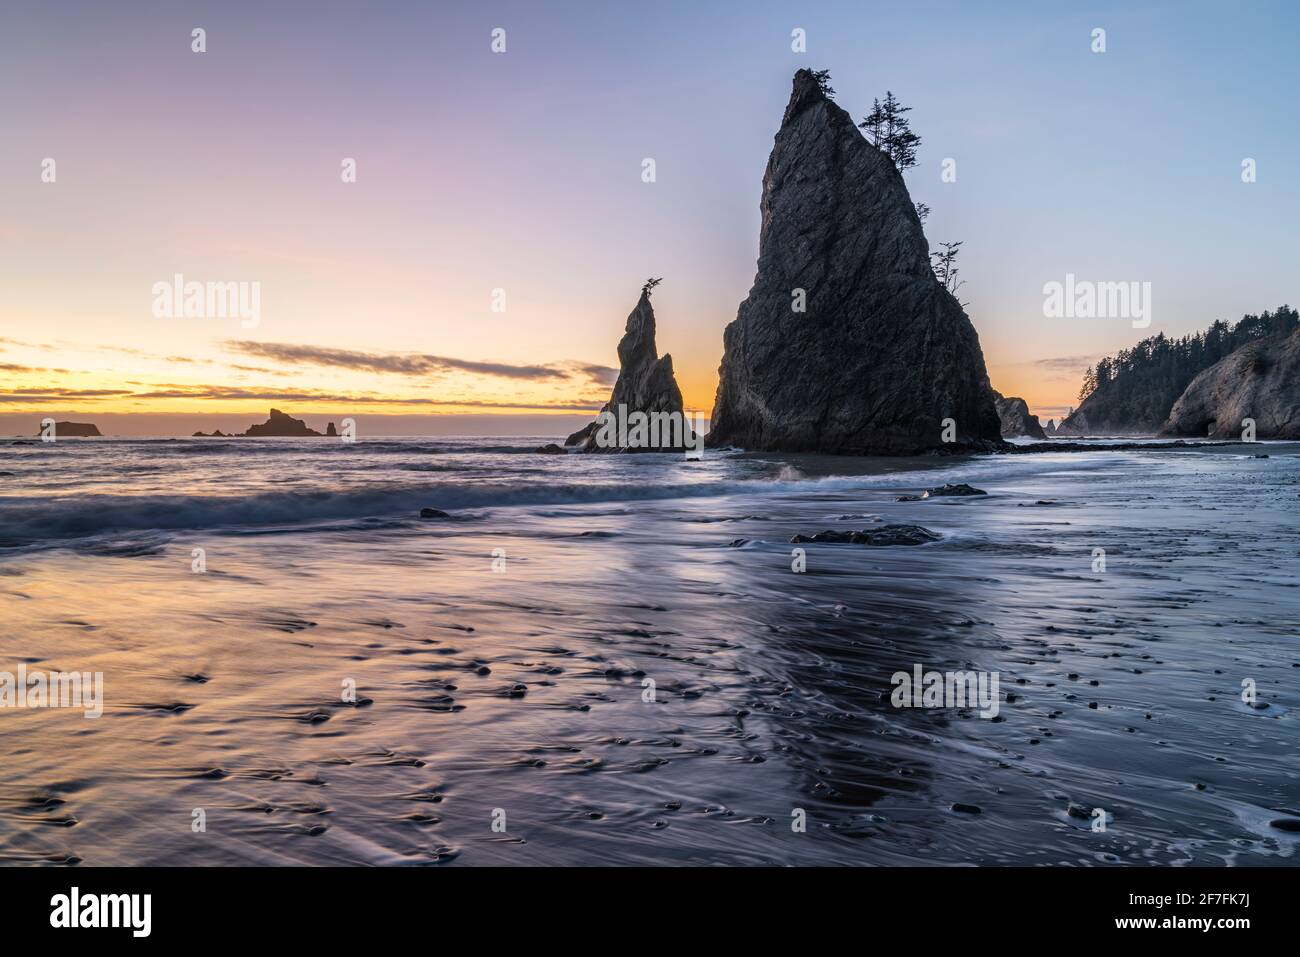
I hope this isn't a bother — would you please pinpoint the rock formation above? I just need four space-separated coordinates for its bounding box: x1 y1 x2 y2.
992 391 1047 439
37 421 101 437
1044 419 1057 435
706 69 1001 454
326 422 338 437
896 483 987 502
240 409 324 437
1161 328 1300 439
789 524 940 546
192 430 229 437
565 288 693 452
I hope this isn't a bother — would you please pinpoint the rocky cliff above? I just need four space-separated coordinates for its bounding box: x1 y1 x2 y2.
706 69 1001 454
1161 328 1300 439
1061 307 1298 435
992 391 1046 439
565 289 692 451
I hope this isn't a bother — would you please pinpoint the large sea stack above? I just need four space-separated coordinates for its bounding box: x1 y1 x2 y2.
706 70 1001 454
1161 328 1300 439
565 288 692 452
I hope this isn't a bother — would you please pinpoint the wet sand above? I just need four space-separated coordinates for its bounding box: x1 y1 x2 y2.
1 443 1298 865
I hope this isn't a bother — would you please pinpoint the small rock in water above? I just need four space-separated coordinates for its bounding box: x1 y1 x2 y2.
790 524 940 547
899 483 987 501
1268 818 1300 833
950 802 982 815
533 443 567 454
419 507 450 519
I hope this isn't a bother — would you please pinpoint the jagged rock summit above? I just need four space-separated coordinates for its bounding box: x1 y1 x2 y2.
706 69 1001 454
992 390 1047 439
241 408 323 437
565 287 693 452
1161 327 1300 439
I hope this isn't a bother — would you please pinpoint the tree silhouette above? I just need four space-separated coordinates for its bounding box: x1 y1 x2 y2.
811 70 835 97
931 241 965 300
642 277 663 297
914 202 930 225
1079 365 1097 401
859 91 921 171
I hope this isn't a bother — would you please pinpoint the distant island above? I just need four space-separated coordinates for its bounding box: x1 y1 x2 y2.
37 421 101 437
195 408 337 437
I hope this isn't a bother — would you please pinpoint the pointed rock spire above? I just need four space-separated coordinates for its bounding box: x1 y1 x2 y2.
706 69 1001 453
565 286 692 452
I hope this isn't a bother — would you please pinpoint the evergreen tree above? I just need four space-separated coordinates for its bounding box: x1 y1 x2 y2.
931 241 964 297
811 70 834 98
859 91 921 171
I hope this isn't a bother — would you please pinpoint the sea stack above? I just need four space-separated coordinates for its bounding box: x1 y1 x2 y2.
992 391 1047 439
707 70 1001 454
36 421 101 437
241 409 323 437
1161 327 1300 439
565 286 693 452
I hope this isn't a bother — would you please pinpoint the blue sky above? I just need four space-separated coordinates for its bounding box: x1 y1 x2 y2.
1 0 1296 431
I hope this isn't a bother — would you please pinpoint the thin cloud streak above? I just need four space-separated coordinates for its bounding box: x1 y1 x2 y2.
225 341 570 381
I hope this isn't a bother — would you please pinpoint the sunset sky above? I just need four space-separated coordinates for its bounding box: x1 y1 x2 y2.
2 0 1297 435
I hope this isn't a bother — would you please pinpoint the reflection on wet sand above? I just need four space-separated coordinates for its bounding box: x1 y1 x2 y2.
1 442 1297 865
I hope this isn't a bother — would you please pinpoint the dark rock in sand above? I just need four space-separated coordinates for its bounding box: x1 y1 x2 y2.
419 508 450 519
241 408 324 437
565 289 693 452
790 524 940 546
705 69 1001 455
534 443 567 454
992 390 1047 439
38 421 101 437
1161 327 1300 439
897 483 987 502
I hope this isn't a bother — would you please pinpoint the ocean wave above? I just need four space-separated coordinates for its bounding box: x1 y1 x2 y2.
0 480 737 547
0 450 1119 549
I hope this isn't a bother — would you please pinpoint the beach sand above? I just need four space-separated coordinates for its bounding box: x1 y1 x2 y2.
1 439 1297 865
